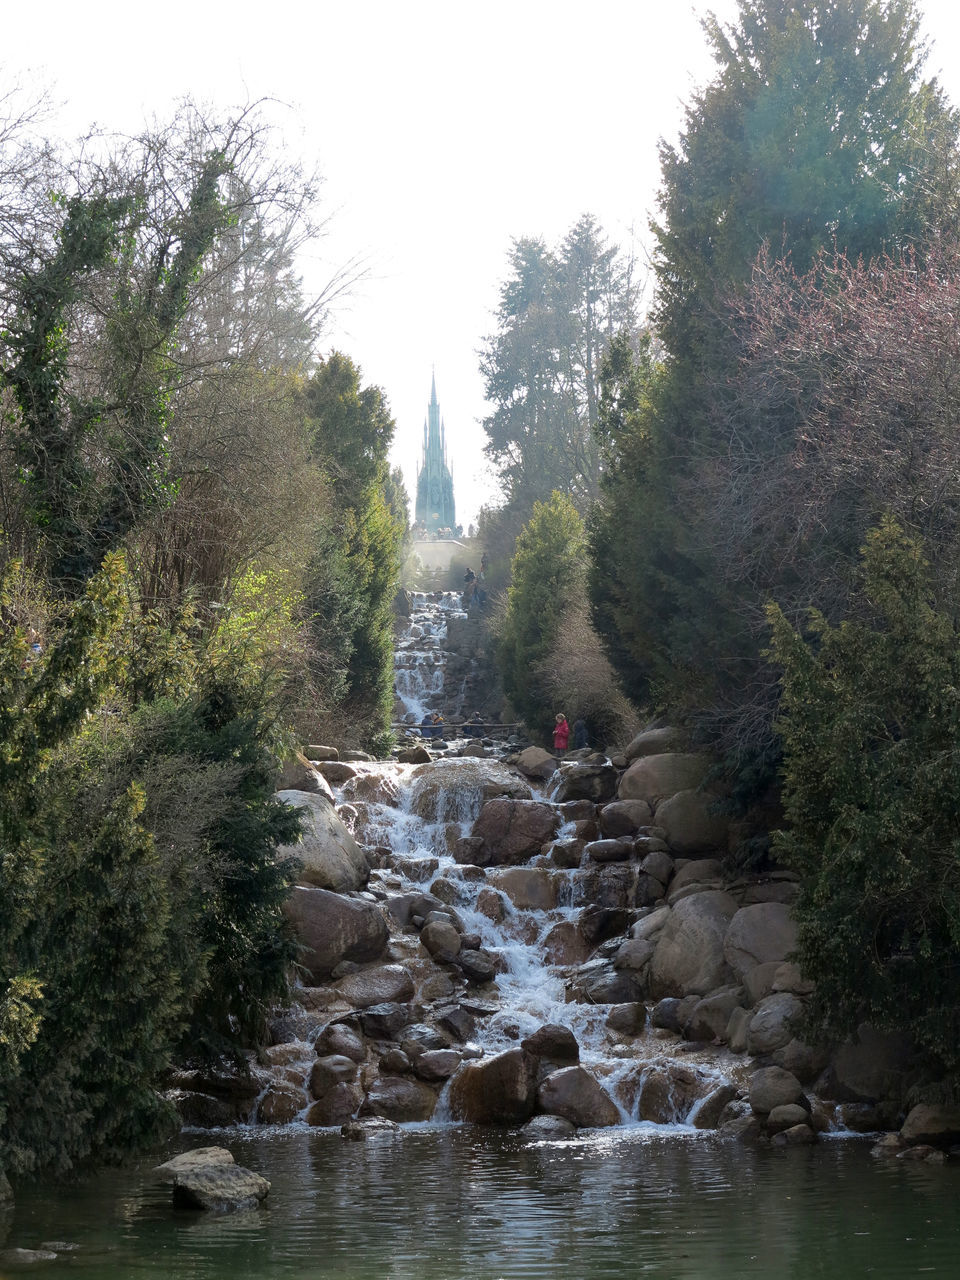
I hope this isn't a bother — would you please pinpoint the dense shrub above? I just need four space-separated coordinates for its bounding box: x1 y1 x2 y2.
769 519 960 1069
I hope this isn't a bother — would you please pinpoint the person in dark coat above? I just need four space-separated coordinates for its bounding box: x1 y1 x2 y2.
573 718 588 749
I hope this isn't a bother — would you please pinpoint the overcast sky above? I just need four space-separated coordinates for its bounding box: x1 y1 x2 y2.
6 0 960 525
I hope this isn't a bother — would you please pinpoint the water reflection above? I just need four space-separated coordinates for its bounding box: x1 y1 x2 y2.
6 1129 959 1278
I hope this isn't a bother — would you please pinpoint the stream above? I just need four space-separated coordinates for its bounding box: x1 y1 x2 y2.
5 590 959 1276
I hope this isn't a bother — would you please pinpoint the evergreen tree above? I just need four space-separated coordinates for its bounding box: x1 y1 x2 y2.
498 492 586 740
303 354 405 749
589 0 960 755
769 519 960 1069
480 216 638 522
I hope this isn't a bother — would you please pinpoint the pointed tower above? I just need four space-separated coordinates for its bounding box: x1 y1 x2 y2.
415 373 456 533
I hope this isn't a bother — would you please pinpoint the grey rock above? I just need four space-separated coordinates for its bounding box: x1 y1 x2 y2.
648 891 738 998
283 887 388 981
537 1066 620 1128
360 1077 437 1122
749 1066 805 1115
746 993 803 1055
275 790 369 892
335 964 415 1008
522 1114 577 1139
358 1002 415 1039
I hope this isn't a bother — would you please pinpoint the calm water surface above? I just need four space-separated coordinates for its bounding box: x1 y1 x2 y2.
4 1127 958 1279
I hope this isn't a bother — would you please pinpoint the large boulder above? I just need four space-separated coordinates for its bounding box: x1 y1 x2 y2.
825 1025 914 1103
283 887 389 981
155 1148 270 1213
334 964 415 1008
359 1077 437 1123
420 918 462 961
515 747 558 782
648 891 738 998
749 1066 805 1115
573 862 638 910
656 790 729 855
487 867 559 911
448 1048 539 1124
552 762 619 804
624 727 685 761
537 1066 620 1128
309 1055 359 1098
724 903 798 980
468 800 560 866
409 759 532 822
746 993 804 1055
274 790 369 893
618 753 710 807
306 1083 364 1126
899 1104 960 1147
521 1024 580 1064
633 1063 706 1123
599 800 654 838
277 756 336 802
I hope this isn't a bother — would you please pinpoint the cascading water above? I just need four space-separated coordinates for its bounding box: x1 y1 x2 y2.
393 591 466 724
321 591 754 1131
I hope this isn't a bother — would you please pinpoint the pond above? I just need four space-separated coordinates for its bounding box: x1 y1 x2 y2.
4 1126 958 1278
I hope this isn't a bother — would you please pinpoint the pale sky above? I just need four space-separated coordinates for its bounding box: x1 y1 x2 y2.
6 0 960 526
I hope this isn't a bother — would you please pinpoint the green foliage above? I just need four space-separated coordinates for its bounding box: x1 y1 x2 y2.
302 354 404 748
769 519 960 1069
653 0 957 373
589 0 960 772
498 492 586 740
0 548 303 1175
480 216 638 536
4 152 231 591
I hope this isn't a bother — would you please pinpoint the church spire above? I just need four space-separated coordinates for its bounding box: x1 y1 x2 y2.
415 372 456 534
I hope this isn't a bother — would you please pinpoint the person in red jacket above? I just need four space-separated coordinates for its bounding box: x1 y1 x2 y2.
553 712 570 753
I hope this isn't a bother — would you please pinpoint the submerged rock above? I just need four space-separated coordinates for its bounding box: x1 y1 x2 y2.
522 1114 578 1139
155 1148 270 1213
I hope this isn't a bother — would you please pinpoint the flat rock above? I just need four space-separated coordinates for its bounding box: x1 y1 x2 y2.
335 964 415 1008
155 1147 235 1181
169 1163 270 1213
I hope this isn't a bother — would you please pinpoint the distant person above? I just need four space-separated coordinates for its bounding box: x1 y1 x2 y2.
573 718 588 749
432 713 445 739
553 713 570 753
421 712 436 739
462 567 476 606
465 711 485 733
